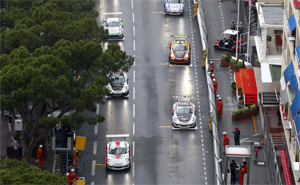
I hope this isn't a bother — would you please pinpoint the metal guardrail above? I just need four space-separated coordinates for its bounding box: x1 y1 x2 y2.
195 0 222 184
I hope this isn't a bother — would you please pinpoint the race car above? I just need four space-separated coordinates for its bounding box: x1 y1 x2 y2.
164 0 184 15
106 72 129 97
169 38 191 64
106 134 131 170
172 101 196 128
103 12 124 40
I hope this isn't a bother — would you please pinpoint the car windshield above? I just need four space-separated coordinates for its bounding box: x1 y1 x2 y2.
176 106 192 114
112 76 125 84
110 147 127 154
106 21 120 27
172 44 187 51
168 0 181 3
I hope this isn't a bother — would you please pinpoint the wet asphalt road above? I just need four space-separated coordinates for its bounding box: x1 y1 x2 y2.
77 0 215 184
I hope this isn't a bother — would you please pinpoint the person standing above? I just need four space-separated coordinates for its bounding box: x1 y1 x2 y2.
209 61 215 73
213 78 218 99
239 165 246 185
217 97 223 118
74 147 79 170
238 22 244 35
12 137 20 159
231 20 236 30
233 127 241 145
68 169 77 185
37 145 44 168
193 1 198 18
223 132 230 155
202 49 207 69
208 116 212 132
277 108 282 126
211 73 217 81
230 160 237 185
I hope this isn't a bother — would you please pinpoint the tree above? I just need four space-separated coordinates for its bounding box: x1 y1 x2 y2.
0 41 134 162
0 158 68 184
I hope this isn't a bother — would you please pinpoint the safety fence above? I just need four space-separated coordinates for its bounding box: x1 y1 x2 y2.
258 107 282 185
195 0 222 184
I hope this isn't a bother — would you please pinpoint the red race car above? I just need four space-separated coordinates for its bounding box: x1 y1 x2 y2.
169 36 191 65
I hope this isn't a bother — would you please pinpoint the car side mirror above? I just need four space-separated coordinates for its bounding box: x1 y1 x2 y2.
128 149 131 152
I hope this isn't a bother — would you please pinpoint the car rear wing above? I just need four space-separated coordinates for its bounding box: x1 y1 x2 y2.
102 12 122 19
173 95 194 102
171 35 188 41
106 134 129 141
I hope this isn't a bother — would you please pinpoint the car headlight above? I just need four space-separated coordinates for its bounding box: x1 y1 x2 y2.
107 84 113 91
185 53 189 58
123 85 128 91
118 29 123 35
191 116 196 122
173 117 178 122
171 53 174 58
107 159 111 163
125 158 129 163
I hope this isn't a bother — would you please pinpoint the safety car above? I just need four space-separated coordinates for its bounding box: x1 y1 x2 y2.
106 72 129 97
214 29 245 52
172 101 196 128
106 134 131 170
103 12 124 39
169 36 191 64
164 0 185 15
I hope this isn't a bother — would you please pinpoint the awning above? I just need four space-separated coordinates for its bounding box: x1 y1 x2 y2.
288 14 296 31
295 114 300 135
291 90 300 119
296 44 300 62
284 62 294 84
290 75 298 93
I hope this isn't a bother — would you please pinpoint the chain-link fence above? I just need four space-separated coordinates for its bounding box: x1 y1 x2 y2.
259 107 282 185
195 0 222 184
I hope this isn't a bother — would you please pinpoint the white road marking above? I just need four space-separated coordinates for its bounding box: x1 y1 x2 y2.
94 123 98 135
132 13 135 22
133 162 135 177
93 141 97 155
131 0 134 9
253 133 260 136
133 40 135 51
133 141 135 156
133 87 135 99
204 162 206 166
133 104 135 117
203 157 205 161
91 160 96 176
205 177 207 180
133 123 135 135
133 55 136 66
91 182 94 185
204 171 206 175
133 26 135 36
204 167 206 170
202 143 204 147
133 71 135 82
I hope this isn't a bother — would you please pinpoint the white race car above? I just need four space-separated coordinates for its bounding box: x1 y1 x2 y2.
172 101 196 128
106 134 131 170
106 72 129 97
103 12 124 40
164 0 185 15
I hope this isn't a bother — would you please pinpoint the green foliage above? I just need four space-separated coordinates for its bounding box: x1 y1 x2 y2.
221 54 227 60
232 109 242 116
241 107 250 114
0 158 68 185
238 87 242 92
225 54 231 62
239 94 244 100
234 62 239 69
231 82 236 90
230 58 236 64
250 104 259 111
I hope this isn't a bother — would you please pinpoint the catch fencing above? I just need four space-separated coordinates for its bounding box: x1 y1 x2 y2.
195 0 222 184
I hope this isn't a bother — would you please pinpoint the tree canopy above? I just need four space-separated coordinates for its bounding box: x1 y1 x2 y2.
0 0 134 161
0 158 68 185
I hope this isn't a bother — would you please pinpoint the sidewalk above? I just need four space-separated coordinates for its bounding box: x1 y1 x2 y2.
201 0 269 184
0 114 54 173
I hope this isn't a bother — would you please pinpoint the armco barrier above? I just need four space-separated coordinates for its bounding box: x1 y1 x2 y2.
194 0 222 184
